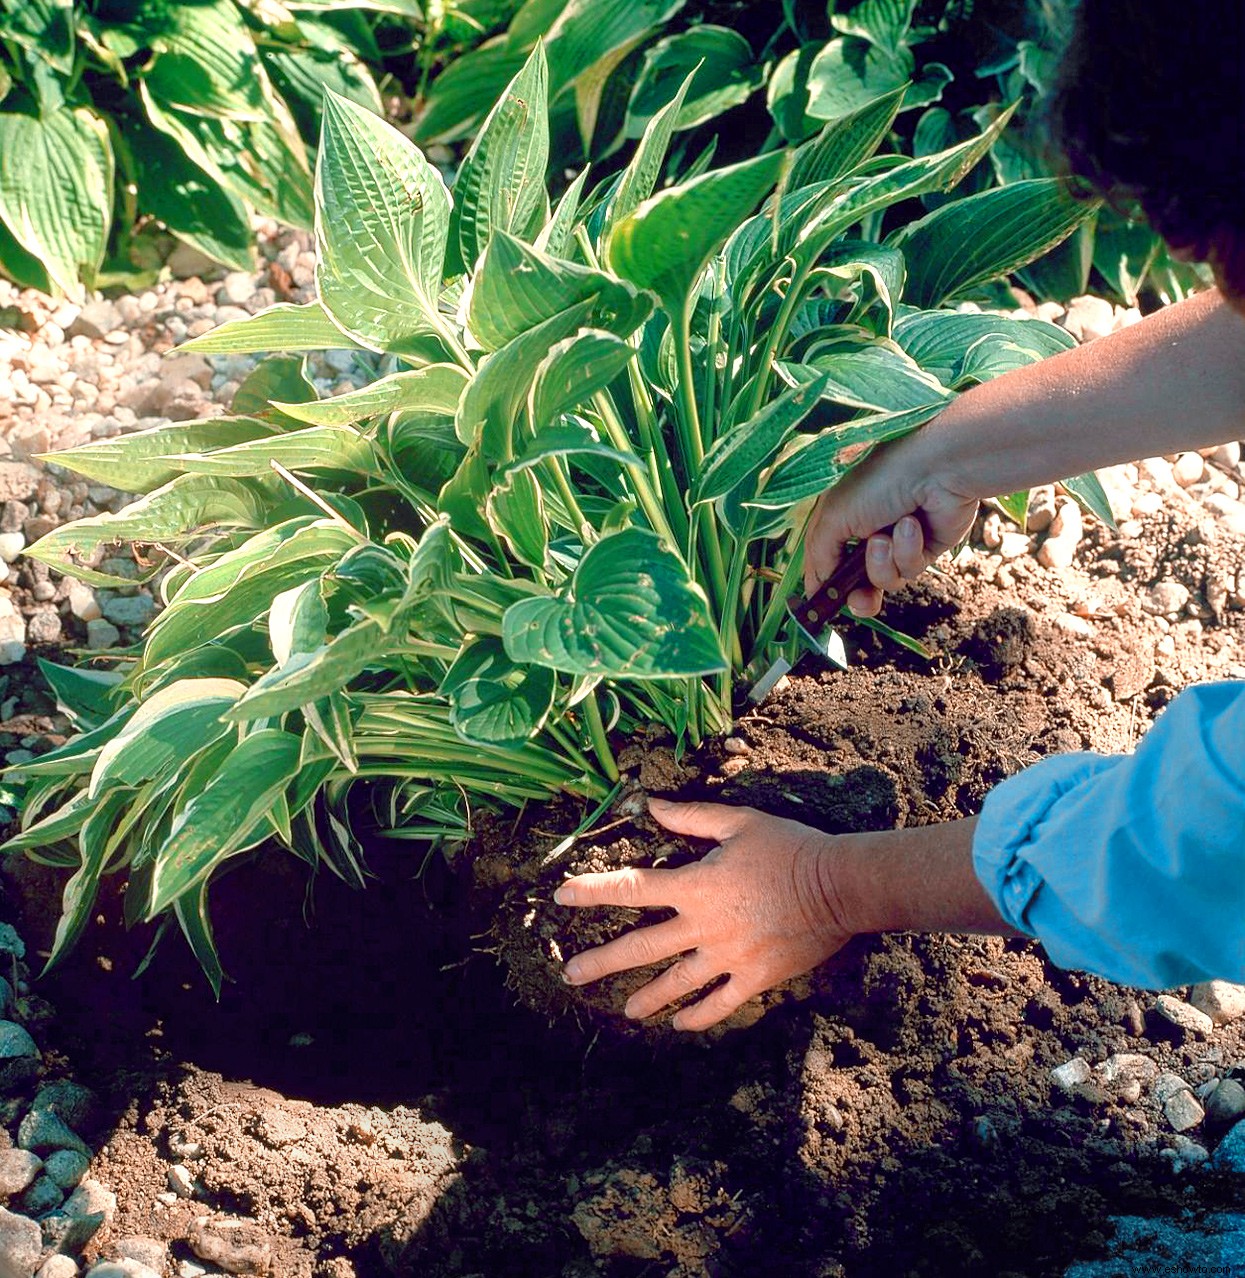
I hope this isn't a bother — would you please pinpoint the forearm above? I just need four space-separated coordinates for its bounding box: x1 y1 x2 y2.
913 288 1245 501
823 817 1020 938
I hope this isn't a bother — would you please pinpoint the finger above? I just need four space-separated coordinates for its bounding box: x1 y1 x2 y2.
623 954 720 1020
647 797 753 842
803 490 842 594
554 864 679 910
846 584 884 617
865 533 905 593
671 978 758 1032
890 514 927 581
562 917 691 986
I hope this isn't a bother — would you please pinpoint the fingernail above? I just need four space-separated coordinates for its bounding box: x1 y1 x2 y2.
648 797 673 812
623 999 640 1019
670 1013 688 1031
562 960 583 985
553 885 577 906
867 535 888 559
896 516 918 540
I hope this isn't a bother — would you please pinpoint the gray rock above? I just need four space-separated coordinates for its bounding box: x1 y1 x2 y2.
62 1181 113 1225
40 1208 104 1257
113 1237 167 1273
41 1153 87 1193
0 465 41 505
1096 1052 1158 1085
1143 580 1192 617
1207 1079 1245 1128
82 1262 161 1278
1063 1212 1245 1275
35 1254 79 1278
25 609 61 646
216 272 256 306
1164 1089 1205 1132
84 620 120 651
1154 1071 1194 1104
0 1204 43 1277
1214 1119 1245 1173
99 596 155 630
1160 1133 1209 1172
0 1022 40 1092
0 1150 42 1196
21 1174 64 1216
1153 994 1214 1037
32 1084 96 1134
17 1111 91 1160
1050 1058 1092 1091
65 301 119 341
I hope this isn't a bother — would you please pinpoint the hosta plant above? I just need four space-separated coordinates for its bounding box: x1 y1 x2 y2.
8 54 1109 988
0 0 420 296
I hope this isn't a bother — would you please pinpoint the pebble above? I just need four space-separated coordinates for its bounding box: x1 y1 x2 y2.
85 619 120 651
26 607 62 645
36 1256 80 1278
113 1236 169 1272
0 1148 43 1195
0 1021 40 1091
0 1205 43 1276
34 1082 98 1133
1154 1071 1194 1104
216 272 256 307
1209 440 1242 468
0 534 23 563
1189 980 1245 1025
1050 1058 1092 1091
1037 500 1082 570
998 531 1032 560
42 1150 89 1191
100 595 155 629
63 1179 115 1225
1097 1052 1158 1085
1159 1133 1209 1172
167 1164 196 1198
1153 994 1214 1037
82 1262 162 1278
22 1173 65 1214
66 582 101 623
1142 581 1191 618
1163 1088 1205 1132
1206 1079 1245 1127
1060 294 1115 342
1172 450 1207 486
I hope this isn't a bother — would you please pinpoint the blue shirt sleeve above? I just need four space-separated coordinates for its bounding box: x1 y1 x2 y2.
972 679 1245 989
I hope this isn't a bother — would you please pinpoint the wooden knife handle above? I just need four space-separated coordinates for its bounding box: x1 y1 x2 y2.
789 541 872 636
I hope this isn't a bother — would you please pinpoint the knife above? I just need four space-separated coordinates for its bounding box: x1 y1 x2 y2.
746 540 872 704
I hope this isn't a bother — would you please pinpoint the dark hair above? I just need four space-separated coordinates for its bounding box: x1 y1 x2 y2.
1044 1 1245 301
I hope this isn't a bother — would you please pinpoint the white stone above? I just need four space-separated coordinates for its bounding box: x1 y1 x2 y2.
1164 1089 1205 1132
64 1179 116 1223
1143 580 1191 617
1139 456 1176 489
998 531 1032 560
1050 1058 1092 1091
0 1149 42 1196
1097 1052 1159 1085
1188 980 1245 1026
35 1257 78 1278
167 1164 195 1198
1173 450 1207 487
980 512 1003 549
1154 994 1214 1036
0 535 23 564
82 1262 161 1278
67 582 101 623
1026 486 1057 532
1155 1071 1194 1104
1131 490 1164 517
1208 441 1241 468
1061 294 1115 343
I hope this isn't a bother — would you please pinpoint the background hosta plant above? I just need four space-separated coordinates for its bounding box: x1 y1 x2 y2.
0 0 422 296
9 49 1111 988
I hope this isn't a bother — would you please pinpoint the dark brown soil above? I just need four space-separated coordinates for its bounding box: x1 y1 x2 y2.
4 487 1245 1277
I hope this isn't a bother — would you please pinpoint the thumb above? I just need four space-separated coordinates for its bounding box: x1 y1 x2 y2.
648 797 750 841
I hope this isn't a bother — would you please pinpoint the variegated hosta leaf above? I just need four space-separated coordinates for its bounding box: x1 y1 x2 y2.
503 527 726 678
315 91 452 353
273 365 469 427
892 310 1075 385
442 636 556 747
447 42 549 275
178 301 362 355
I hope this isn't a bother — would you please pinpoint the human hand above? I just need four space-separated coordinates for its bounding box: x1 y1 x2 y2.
554 797 852 1031
803 427 978 616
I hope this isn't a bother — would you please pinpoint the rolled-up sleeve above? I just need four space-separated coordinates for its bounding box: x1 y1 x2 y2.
972 680 1245 989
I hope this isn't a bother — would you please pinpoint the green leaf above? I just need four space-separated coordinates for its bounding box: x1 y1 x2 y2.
1092 209 1162 307
0 788 92 857
444 636 555 746
8 708 132 781
751 402 946 510
955 337 1052 386
994 490 1030 525
40 418 276 493
893 310 1074 384
142 519 358 670
26 477 275 586
315 90 453 353
0 106 113 299
144 0 268 119
231 354 318 423
529 329 636 428
508 418 637 473
503 527 725 678
268 579 329 666
693 374 830 506
36 660 123 731
782 348 951 413
303 690 358 774
447 42 549 275
88 679 245 799
544 0 684 100
830 0 916 57
140 82 313 230
608 149 788 315
535 166 589 257
805 38 912 124
487 465 548 569
175 880 226 999
629 26 759 133
788 84 906 191
170 424 378 479
179 301 363 355
1061 471 1117 531
891 179 1099 309
0 0 74 74
415 40 532 144
468 229 650 352
122 113 252 271
273 366 469 427
148 729 305 917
